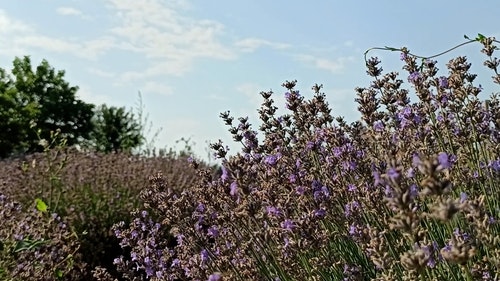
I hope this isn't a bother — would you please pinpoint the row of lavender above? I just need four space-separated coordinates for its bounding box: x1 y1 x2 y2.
2 36 500 280
0 146 207 280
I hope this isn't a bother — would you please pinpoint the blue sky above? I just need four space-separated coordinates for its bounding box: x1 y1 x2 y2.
1 1 499 160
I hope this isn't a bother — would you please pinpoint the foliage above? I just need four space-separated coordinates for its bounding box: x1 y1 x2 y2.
89 104 145 153
0 56 95 158
104 35 500 280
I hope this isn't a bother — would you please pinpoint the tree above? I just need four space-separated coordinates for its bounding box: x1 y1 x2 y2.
0 68 38 157
0 56 95 157
89 104 145 153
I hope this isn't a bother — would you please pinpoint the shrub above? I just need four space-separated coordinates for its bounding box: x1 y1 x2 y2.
0 140 208 280
0 194 84 280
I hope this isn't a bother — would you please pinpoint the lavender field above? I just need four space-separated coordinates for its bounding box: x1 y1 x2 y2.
1 36 499 280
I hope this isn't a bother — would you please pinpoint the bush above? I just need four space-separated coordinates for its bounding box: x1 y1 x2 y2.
0 194 84 280
0 142 209 280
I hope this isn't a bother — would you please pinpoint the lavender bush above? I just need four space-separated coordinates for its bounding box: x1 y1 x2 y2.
104 35 499 281
0 134 210 280
0 193 84 280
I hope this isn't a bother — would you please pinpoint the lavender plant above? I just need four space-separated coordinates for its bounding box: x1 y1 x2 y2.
0 193 84 280
0 136 208 279
105 35 499 281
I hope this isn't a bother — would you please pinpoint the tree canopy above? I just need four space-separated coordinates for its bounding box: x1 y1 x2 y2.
89 104 145 153
0 56 147 158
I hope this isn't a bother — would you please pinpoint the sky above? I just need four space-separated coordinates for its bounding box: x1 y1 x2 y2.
1 1 499 162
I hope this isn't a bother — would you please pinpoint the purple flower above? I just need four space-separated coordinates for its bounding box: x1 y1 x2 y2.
400 52 408 61
196 203 206 213
387 167 400 180
373 120 385 132
145 266 154 277
281 219 295 231
230 181 238 197
409 184 418 199
208 273 222 281
171 258 180 267
437 152 451 169
421 245 436 268
460 192 468 203
424 59 436 67
412 153 421 167
201 249 209 263
348 224 362 238
489 159 500 172
408 71 422 83
438 76 449 88
344 201 360 218
312 181 330 201
295 186 305 195
266 206 282 217
406 167 415 178
221 166 229 182
176 234 184 246
314 209 326 218
372 171 381 186
347 183 357 192
264 154 279 166
208 226 219 238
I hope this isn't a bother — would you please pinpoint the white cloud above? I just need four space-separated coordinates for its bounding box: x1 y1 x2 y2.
56 7 83 16
234 38 290 53
87 67 116 78
294 54 354 73
0 10 33 34
11 35 114 60
141 81 174 96
344 40 354 47
105 0 235 79
2 0 235 76
236 83 265 108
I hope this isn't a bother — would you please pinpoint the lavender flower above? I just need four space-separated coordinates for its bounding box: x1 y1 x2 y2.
408 71 422 84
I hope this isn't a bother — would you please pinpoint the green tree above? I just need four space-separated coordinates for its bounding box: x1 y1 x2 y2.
89 104 145 153
0 68 39 157
0 56 95 157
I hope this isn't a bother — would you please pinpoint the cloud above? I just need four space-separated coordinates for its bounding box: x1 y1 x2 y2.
344 40 354 47
2 0 235 76
141 81 174 96
0 10 33 34
234 38 290 53
236 83 265 108
11 35 114 60
105 0 235 79
56 7 83 16
87 67 116 78
294 54 354 73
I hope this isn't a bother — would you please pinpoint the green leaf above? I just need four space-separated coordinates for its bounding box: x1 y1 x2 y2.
13 238 46 253
35 198 47 212
55 269 63 278
476 33 486 42
464 34 470 40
